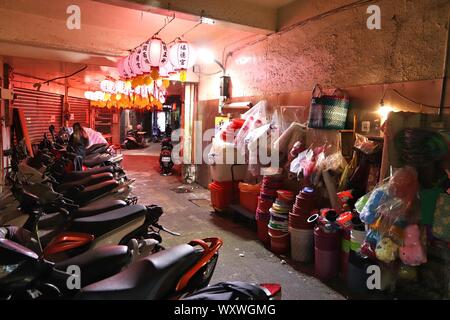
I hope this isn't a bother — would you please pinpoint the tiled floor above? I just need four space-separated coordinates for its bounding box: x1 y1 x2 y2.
122 155 345 300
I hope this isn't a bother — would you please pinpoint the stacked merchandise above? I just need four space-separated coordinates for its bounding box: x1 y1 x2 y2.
220 118 245 142
255 175 283 245
209 181 238 212
289 187 318 262
268 190 295 254
238 182 260 214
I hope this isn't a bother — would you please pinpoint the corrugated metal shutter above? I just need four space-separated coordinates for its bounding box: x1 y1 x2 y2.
12 88 63 144
67 96 90 127
94 108 113 134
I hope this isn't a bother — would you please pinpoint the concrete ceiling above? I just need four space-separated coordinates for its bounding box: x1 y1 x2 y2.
0 0 262 91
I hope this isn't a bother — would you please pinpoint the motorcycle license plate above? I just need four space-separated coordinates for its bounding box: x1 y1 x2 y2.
162 157 171 162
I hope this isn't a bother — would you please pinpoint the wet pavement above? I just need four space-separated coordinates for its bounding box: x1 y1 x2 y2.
122 154 345 300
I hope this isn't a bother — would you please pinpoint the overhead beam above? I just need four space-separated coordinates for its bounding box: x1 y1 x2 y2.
94 0 277 34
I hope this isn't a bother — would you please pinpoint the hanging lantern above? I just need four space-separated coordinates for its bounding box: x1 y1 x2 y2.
94 91 105 101
129 50 143 76
162 79 170 89
169 40 197 81
117 57 131 79
100 79 115 93
141 37 168 80
84 91 95 100
123 56 136 78
115 80 126 94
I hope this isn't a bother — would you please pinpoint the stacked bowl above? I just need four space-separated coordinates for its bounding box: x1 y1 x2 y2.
255 175 284 245
289 187 318 262
268 190 294 254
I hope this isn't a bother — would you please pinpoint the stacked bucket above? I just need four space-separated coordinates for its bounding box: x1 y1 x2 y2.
256 175 283 246
289 187 317 262
268 190 294 254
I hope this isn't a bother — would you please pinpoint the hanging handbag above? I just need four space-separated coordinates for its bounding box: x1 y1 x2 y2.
308 85 350 130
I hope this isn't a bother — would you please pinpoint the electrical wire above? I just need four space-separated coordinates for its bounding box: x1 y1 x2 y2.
30 65 87 90
168 21 203 45
224 0 379 58
389 88 450 109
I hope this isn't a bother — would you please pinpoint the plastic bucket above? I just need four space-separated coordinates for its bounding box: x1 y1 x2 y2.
257 218 270 246
268 225 290 254
239 190 259 213
350 229 366 252
314 227 341 281
289 227 314 262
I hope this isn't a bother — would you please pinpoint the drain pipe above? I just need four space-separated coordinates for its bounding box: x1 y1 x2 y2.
439 16 450 119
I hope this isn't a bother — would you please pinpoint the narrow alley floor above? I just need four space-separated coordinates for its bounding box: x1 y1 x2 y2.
122 154 345 300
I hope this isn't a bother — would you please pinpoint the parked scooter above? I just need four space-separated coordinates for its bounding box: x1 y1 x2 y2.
123 129 146 149
159 136 174 176
0 236 281 300
10 182 174 263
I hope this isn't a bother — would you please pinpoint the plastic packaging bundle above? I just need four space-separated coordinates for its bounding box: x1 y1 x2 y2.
234 100 268 150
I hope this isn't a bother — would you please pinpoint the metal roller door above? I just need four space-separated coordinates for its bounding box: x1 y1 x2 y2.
67 96 90 127
12 88 63 144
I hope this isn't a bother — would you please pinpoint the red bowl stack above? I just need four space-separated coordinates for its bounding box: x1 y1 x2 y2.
255 175 284 245
289 187 317 230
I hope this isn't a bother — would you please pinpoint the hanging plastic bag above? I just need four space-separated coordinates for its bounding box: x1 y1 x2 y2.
234 100 268 151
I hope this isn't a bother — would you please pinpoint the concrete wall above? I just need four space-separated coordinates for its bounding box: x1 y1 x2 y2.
200 0 450 101
195 0 450 187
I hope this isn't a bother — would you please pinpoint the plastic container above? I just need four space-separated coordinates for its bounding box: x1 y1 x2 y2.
340 230 351 281
257 196 273 212
268 225 290 254
289 212 314 229
239 183 260 213
257 218 270 246
289 227 314 262
350 229 367 252
209 181 237 211
314 227 341 281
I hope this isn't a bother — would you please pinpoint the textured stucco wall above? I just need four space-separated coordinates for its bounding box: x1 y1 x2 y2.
199 0 450 101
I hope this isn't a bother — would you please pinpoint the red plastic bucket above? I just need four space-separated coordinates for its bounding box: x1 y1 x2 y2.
257 218 270 246
268 225 290 254
314 227 341 281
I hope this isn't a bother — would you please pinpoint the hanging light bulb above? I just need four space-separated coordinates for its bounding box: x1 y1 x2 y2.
141 36 168 80
169 40 197 82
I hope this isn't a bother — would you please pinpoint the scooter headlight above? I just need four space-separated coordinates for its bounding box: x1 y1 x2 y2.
0 264 20 279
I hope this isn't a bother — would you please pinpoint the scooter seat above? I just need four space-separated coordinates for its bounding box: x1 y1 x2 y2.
55 245 131 287
68 205 147 237
55 172 114 193
74 199 128 218
86 143 108 155
83 153 112 167
63 166 114 182
77 244 201 300
69 180 119 205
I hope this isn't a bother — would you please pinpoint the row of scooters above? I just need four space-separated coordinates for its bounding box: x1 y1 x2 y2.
0 127 281 300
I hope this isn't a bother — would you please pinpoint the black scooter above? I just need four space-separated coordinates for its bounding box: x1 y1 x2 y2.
123 130 146 149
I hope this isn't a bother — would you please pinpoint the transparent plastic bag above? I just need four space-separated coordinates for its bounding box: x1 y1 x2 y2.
234 100 268 151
